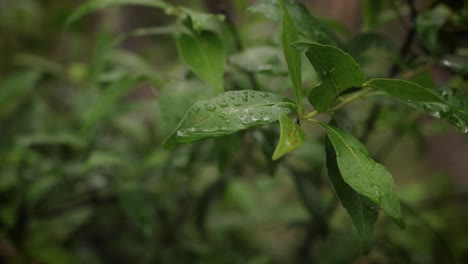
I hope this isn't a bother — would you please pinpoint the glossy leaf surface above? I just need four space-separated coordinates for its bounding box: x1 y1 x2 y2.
326 137 378 254
163 91 296 148
272 114 305 160
293 42 366 112
279 0 302 116
319 122 403 227
365 79 444 103
177 31 225 92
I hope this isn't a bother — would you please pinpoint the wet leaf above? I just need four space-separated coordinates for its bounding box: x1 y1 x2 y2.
293 42 366 112
318 122 404 227
279 0 302 116
163 91 296 148
365 79 444 103
272 114 305 160
326 136 378 254
177 31 225 92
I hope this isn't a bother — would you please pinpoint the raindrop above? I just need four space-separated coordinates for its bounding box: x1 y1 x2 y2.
323 70 327 76
464 126 468 134
219 101 229 108
205 103 216 111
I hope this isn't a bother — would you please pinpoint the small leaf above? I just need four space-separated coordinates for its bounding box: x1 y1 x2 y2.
326 136 378 254
163 91 296 148
293 42 366 112
66 0 171 25
279 0 302 116
272 114 305 160
229 46 287 75
365 79 444 103
318 122 404 227
177 31 225 92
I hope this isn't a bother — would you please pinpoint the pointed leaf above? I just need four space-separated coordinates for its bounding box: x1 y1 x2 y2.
272 114 305 160
293 42 366 112
279 0 302 116
177 31 225 92
365 79 444 103
325 137 378 254
66 0 171 25
163 91 296 148
318 122 404 227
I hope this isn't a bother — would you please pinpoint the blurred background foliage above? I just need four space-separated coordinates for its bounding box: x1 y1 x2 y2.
0 0 467 263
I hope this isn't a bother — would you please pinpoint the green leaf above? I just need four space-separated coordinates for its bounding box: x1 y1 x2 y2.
179 7 224 33
272 114 305 160
326 136 378 254
279 0 302 116
163 91 296 148
318 122 404 227
177 31 225 92
413 89 468 133
82 76 140 134
247 0 341 46
229 46 287 75
293 42 366 112
66 0 171 25
416 5 453 56
365 79 444 103
0 71 41 118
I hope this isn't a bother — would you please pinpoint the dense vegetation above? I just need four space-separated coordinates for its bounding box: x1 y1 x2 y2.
1 0 467 263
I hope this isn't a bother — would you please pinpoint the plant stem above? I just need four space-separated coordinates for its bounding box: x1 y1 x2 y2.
302 88 373 120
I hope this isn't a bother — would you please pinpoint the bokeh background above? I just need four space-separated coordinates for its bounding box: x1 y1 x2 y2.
1 0 467 263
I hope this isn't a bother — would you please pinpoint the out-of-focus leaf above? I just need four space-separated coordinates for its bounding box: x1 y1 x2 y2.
279 0 302 116
318 122 404 227
272 114 305 160
66 0 171 25
416 5 453 56
229 46 287 75
365 79 444 103
0 71 41 118
105 49 160 81
163 91 296 148
82 77 140 134
441 54 468 76
361 0 392 30
247 0 341 46
179 7 224 32
177 31 225 92
293 42 366 112
325 136 378 254
14 54 63 76
346 33 397 78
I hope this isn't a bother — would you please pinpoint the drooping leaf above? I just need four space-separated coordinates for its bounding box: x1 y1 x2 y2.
163 91 296 148
66 0 171 25
293 42 366 112
412 89 468 133
179 7 224 33
318 122 404 227
279 0 302 116
247 0 341 46
177 31 225 92
365 79 444 103
325 136 378 254
229 46 287 75
272 114 305 160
